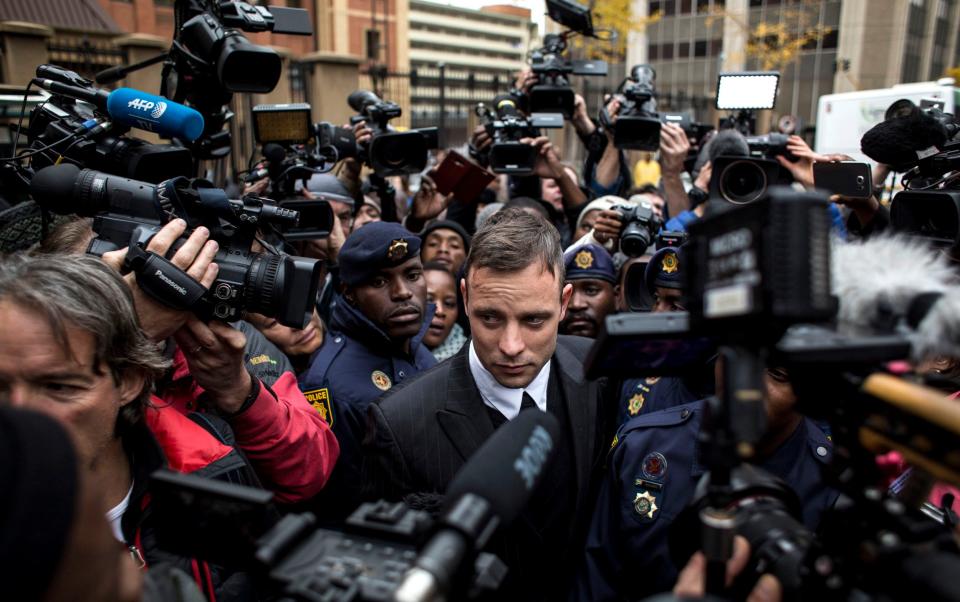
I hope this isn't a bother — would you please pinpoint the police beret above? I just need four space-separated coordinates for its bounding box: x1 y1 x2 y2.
645 246 684 293
564 243 617 284
420 220 471 252
339 221 422 286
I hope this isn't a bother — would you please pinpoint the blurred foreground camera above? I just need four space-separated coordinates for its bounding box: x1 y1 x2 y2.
29 163 321 328
348 90 438 176
709 156 783 205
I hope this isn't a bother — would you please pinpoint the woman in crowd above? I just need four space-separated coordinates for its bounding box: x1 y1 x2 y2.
422 262 466 362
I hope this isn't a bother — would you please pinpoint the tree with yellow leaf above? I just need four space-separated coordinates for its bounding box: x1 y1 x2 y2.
569 0 661 62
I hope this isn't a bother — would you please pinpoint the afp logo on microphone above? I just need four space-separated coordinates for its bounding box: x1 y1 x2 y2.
127 98 168 119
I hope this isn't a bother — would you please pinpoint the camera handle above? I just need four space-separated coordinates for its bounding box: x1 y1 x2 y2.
367 172 399 223
123 226 208 311
699 345 767 595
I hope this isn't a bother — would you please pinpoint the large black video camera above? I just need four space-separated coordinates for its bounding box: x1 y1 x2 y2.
29 163 322 328
248 102 357 203
348 90 438 177
158 0 312 159
709 133 796 206
475 95 563 175
881 100 960 248
601 65 662 151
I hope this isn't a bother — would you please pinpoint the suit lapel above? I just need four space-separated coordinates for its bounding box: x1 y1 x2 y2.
554 338 597 508
437 345 494 462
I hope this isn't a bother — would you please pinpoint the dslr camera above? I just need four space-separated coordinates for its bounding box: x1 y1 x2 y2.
611 199 662 257
348 90 438 176
475 96 564 175
710 134 796 205
29 163 322 328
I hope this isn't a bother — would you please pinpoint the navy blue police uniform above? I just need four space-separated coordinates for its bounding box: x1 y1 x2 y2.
617 246 707 424
299 222 437 519
574 400 838 601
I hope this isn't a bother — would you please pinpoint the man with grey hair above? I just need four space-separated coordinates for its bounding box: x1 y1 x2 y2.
363 208 613 600
0 253 259 598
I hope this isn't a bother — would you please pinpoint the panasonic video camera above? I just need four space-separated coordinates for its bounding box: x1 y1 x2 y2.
29 164 322 328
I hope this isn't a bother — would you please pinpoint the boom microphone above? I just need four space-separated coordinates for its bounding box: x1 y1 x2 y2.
394 409 561 602
860 107 948 170
832 235 960 360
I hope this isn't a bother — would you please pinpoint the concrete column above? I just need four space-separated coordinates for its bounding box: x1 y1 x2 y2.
0 22 54 88
626 0 649 69
721 0 748 72
300 51 362 125
113 34 168 96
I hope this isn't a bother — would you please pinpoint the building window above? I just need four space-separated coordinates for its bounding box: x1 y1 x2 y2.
287 0 302 7
680 0 693 13
678 41 690 57
662 42 674 59
650 1 662 14
663 1 676 16
710 39 723 56
366 29 381 61
649 43 660 60
694 40 707 57
901 0 928 82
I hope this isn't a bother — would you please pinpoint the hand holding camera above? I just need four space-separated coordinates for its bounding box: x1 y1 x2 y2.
175 317 253 415
659 123 691 176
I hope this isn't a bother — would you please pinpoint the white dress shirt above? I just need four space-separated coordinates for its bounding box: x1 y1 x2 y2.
468 341 550 420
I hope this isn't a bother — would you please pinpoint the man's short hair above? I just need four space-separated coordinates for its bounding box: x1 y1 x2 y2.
465 207 564 286
0 253 168 427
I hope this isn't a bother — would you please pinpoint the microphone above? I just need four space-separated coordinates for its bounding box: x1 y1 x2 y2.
832 235 960 360
394 409 561 602
105 88 204 142
33 79 204 142
860 108 947 170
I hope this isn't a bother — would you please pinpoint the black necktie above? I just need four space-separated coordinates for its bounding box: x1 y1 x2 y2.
521 391 538 412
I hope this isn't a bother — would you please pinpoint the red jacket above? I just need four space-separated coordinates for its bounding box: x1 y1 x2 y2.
158 349 339 504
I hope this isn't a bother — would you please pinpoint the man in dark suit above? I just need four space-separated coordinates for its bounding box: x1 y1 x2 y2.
362 208 613 600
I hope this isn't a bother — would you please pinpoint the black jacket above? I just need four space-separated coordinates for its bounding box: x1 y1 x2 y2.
361 336 615 600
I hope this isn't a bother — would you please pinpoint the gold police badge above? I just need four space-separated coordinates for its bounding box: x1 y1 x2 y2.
371 370 393 391
387 239 409 261
303 388 333 427
633 490 658 519
627 393 645 416
661 252 679 274
575 249 594 269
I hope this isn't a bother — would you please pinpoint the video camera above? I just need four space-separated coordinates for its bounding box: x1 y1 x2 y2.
248 102 357 203
348 90 438 177
523 0 607 118
155 0 312 159
601 65 663 151
475 95 564 175
29 163 322 328
873 100 960 248
11 65 196 184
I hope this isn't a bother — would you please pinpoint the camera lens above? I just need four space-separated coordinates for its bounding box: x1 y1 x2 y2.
720 160 768 205
217 33 282 93
244 253 283 316
620 223 652 257
370 132 428 176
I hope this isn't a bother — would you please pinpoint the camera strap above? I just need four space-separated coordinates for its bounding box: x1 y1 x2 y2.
123 226 207 311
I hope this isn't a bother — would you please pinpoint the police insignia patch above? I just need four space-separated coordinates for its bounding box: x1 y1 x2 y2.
642 452 668 480
387 239 409 261
303 388 334 427
627 393 645 416
633 490 658 520
575 249 594 269
661 252 678 274
371 370 392 391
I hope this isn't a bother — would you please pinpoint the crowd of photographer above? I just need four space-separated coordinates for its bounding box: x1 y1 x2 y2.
3 1 960 600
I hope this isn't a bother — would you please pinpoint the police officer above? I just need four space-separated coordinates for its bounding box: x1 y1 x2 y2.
560 243 618 339
618 246 710 423
575 367 838 601
299 222 436 518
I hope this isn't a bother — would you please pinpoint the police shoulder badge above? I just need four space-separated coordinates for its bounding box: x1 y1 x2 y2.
303 388 334 427
387 239 409 261
627 393 645 416
633 490 658 520
661 252 679 274
575 249 594 269
371 370 393 391
642 452 668 480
